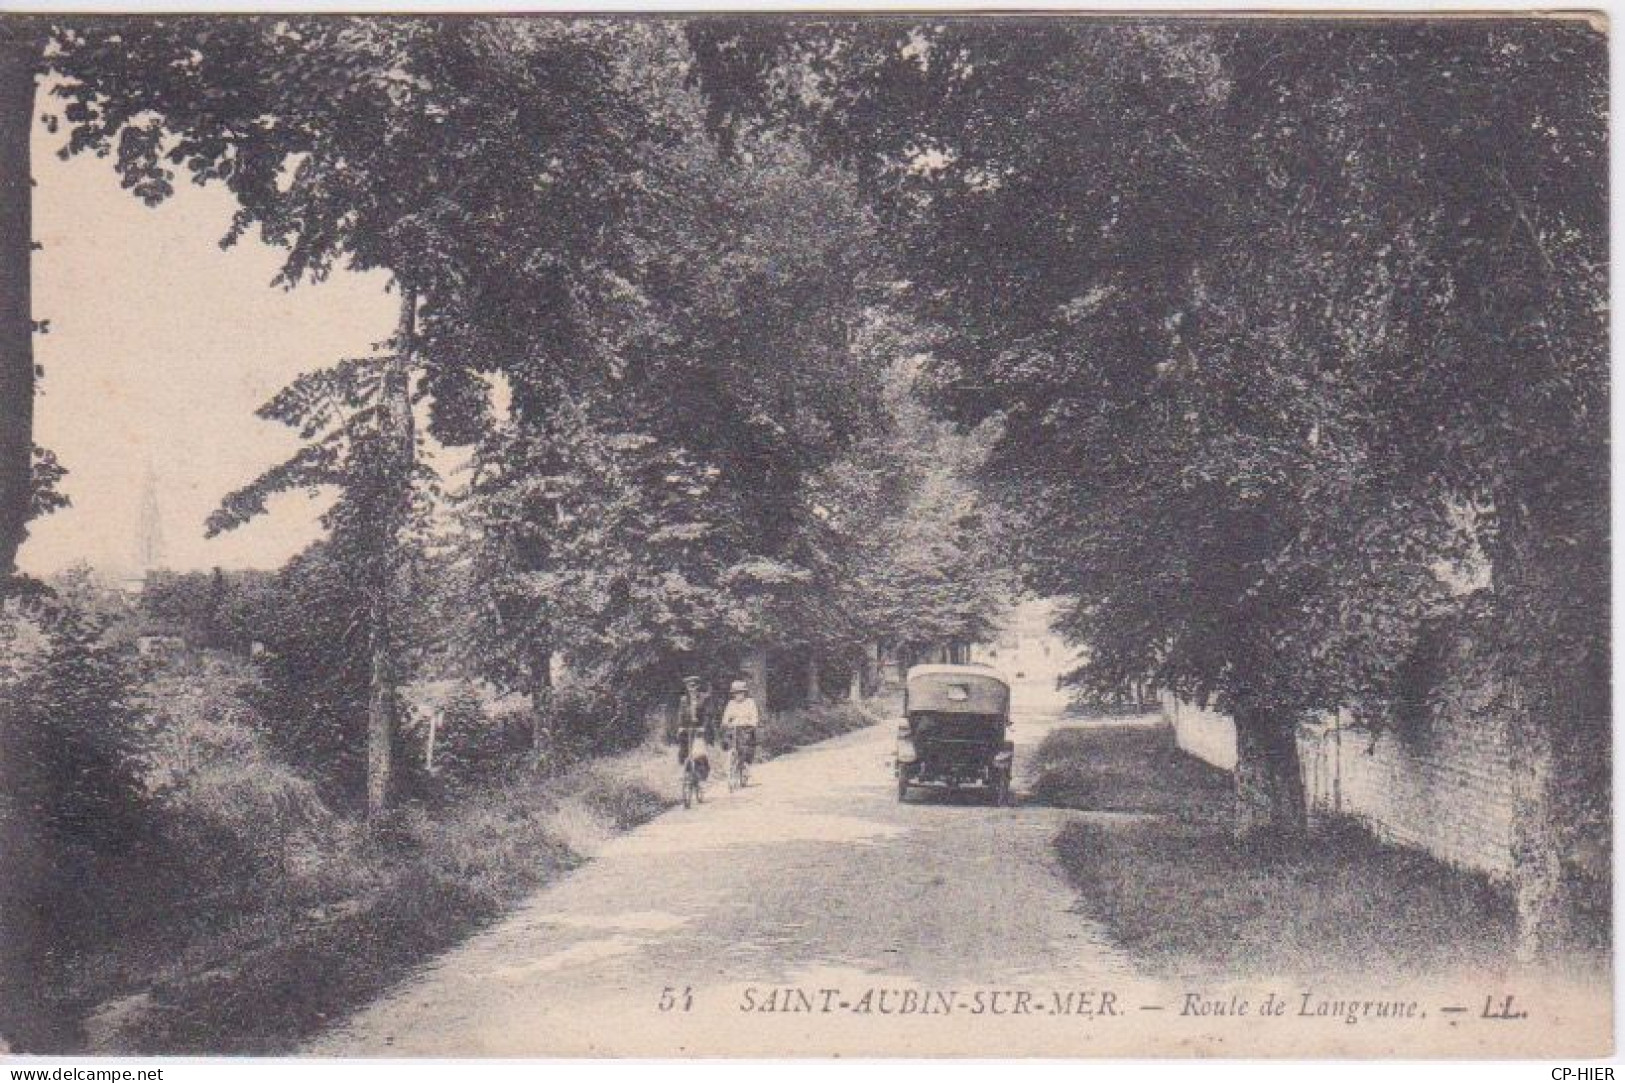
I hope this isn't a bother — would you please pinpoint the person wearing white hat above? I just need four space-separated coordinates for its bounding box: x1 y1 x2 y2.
720 678 761 778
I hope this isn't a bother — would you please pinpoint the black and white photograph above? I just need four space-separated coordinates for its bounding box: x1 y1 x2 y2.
0 11 1610 1059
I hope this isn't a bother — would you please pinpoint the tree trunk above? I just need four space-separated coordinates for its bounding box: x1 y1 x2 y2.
1505 680 1568 960
805 651 820 705
1232 704 1308 850
365 285 417 821
1488 490 1605 960
528 641 553 768
741 646 768 705
0 31 34 582
364 612 395 818
848 665 862 703
0 37 63 1052
0 32 66 1030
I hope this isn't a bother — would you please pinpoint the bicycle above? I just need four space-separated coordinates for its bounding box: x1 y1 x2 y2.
724 726 754 792
678 728 708 809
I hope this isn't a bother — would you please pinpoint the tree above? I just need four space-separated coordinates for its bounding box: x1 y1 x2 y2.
138 565 275 652
1076 19 1607 935
0 18 71 585
615 127 892 689
0 23 34 581
690 17 1607 901
446 69 898 722
41 17 920 800
1301 22 1608 952
826 350 1012 674
44 17 422 816
51 16 673 814
204 311 431 812
693 20 1329 835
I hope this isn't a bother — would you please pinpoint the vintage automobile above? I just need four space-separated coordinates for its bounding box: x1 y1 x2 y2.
895 664 1014 804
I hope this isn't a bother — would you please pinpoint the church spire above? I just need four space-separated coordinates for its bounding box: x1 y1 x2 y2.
136 461 165 573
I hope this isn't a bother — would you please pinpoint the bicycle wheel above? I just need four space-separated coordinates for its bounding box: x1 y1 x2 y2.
727 744 741 792
682 766 696 809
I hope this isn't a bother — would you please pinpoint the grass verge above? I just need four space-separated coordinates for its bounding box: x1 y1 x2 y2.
80 700 878 1054
81 748 672 1055
1032 722 1518 981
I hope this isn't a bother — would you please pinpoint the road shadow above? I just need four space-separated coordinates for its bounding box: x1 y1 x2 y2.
895 784 1005 808
1023 719 1232 817
1025 714 1529 986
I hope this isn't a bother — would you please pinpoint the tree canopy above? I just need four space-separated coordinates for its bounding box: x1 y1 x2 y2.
688 15 1608 903
0 16 1605 952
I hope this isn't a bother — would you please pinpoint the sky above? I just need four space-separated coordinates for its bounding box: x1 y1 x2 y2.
20 117 398 578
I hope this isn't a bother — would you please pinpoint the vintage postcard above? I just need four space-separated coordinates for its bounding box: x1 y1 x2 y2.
0 11 1610 1059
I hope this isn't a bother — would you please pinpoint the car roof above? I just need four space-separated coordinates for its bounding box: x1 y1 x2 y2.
905 663 1010 686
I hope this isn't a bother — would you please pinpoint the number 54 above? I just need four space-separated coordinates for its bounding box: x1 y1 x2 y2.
659 986 695 1012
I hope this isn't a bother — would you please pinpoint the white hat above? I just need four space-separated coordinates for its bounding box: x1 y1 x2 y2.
730 680 748 693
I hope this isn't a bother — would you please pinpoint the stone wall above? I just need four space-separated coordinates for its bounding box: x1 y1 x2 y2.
1164 697 1238 771
1163 655 1517 880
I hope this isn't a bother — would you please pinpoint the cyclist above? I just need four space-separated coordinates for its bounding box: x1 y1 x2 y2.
675 675 713 800
720 678 761 786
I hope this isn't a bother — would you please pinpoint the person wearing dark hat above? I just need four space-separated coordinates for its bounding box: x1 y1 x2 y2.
675 675 713 779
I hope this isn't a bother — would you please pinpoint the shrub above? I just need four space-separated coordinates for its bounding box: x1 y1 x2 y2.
0 599 154 1050
758 702 874 759
3 602 152 921
244 544 370 807
540 681 654 762
407 682 533 792
575 768 669 830
140 657 336 909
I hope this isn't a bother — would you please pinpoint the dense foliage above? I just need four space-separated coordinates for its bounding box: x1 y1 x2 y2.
0 20 1603 1032
690 17 1606 943
0 593 149 1047
9 18 1010 811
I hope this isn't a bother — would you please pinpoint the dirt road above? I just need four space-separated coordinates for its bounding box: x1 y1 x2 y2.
309 686 1609 1057
310 691 1172 1057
